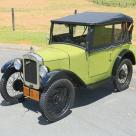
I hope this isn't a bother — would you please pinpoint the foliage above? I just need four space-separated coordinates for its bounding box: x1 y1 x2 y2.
92 0 136 7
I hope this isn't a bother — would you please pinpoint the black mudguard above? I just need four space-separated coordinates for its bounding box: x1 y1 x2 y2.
1 60 15 73
112 49 135 76
40 70 86 90
40 71 67 90
1 59 23 73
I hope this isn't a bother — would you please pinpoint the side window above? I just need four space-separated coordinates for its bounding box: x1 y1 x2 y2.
93 25 113 49
114 24 122 43
127 23 133 42
73 26 88 37
53 24 69 35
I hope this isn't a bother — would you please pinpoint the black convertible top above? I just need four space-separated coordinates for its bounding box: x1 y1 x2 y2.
52 12 133 26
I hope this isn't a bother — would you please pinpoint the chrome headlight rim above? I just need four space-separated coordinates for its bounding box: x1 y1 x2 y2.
14 59 22 71
39 65 48 77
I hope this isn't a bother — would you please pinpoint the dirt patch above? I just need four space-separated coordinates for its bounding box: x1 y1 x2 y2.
0 0 48 8
0 0 136 42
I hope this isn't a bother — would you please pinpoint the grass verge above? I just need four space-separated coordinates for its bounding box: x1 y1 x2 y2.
0 30 48 47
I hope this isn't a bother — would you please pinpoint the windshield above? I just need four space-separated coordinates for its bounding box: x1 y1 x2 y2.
50 24 88 48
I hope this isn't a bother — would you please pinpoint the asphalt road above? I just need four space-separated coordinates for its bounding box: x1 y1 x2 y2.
0 48 136 136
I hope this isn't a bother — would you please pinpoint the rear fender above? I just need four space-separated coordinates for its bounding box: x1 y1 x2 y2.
112 49 135 76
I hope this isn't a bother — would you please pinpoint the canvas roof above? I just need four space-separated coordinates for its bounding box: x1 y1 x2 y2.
51 12 133 26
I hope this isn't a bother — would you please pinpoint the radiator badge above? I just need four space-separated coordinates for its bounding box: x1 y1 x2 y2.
25 60 31 65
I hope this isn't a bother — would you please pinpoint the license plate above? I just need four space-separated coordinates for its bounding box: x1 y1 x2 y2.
23 86 40 101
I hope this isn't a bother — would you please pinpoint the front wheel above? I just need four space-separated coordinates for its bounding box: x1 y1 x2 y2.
39 79 75 122
0 69 24 104
113 59 133 92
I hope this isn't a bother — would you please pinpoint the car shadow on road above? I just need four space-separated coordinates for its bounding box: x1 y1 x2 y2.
37 79 115 125
0 100 12 106
0 79 115 125
74 79 114 108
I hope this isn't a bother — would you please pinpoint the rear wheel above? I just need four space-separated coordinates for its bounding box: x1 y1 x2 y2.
113 59 133 91
39 79 75 122
0 69 24 104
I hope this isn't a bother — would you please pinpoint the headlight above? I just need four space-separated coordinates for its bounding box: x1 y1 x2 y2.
14 59 22 70
40 65 48 77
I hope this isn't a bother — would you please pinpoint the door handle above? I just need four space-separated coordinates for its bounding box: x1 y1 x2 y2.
109 52 112 62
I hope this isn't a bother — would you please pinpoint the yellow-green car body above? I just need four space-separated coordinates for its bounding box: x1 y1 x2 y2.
1 12 136 122
36 43 136 85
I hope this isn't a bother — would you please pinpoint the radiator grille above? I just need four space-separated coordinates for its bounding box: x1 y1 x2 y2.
24 59 37 84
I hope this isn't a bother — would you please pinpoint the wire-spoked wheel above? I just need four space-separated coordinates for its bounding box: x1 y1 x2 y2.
113 59 133 92
0 69 24 104
118 63 129 84
40 79 75 122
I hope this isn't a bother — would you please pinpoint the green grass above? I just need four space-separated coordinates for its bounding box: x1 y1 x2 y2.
0 0 136 45
92 0 136 7
0 30 48 47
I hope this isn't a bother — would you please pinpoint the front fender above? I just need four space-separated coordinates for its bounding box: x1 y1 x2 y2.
40 71 67 89
1 60 15 73
1 59 23 73
40 70 86 90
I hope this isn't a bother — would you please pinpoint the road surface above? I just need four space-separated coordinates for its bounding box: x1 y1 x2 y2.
0 47 136 136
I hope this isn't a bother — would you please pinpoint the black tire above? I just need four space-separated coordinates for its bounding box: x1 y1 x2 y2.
0 69 24 104
39 79 75 122
113 59 133 92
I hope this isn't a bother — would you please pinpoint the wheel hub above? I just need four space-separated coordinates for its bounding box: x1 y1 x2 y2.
46 87 69 116
13 79 23 91
53 94 64 105
118 64 128 84
119 70 127 79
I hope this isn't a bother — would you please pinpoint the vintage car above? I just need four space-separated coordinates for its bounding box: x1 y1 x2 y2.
0 12 136 122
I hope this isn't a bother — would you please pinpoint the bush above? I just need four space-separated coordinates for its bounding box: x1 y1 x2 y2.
92 0 136 7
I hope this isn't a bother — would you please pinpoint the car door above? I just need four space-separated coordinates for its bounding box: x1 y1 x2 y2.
88 49 111 78
88 25 113 80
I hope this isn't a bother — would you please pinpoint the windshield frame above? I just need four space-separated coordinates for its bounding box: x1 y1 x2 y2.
49 22 90 50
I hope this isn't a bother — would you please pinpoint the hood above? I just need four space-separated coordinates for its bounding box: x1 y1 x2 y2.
35 44 87 79
36 45 69 62
36 44 85 62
